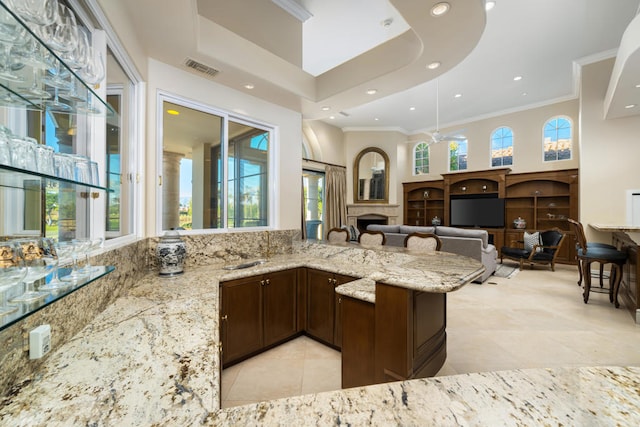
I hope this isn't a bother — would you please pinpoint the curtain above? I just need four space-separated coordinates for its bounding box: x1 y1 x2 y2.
325 165 347 232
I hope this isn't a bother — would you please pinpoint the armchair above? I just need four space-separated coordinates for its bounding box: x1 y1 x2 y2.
500 228 566 271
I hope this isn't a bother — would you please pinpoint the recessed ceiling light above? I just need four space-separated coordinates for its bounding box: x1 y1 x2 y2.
635 84 640 88
625 104 636 109
321 106 331 111
522 92 528 96
366 89 377 95
374 118 379 121
485 1 496 11
381 18 393 28
329 115 336 119
427 61 441 70
454 93 462 98
513 76 523 81
431 2 450 17
167 109 180 116
244 83 255 89
409 107 416 111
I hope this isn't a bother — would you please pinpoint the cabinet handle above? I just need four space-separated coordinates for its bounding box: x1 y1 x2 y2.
221 315 228 321
328 278 332 284
265 279 270 286
260 280 265 286
333 278 338 285
338 297 342 303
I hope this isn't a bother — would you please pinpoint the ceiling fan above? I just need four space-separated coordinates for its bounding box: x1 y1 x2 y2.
425 80 467 146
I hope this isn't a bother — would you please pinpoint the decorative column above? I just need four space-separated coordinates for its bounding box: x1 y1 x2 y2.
162 151 183 230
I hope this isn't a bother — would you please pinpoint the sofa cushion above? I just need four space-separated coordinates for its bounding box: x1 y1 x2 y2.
435 226 488 248
399 225 436 235
367 224 400 233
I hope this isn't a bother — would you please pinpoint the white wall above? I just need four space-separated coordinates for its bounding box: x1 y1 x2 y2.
145 59 302 236
402 99 580 184
580 58 640 242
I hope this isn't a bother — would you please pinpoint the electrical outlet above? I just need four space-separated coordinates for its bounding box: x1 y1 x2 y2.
29 325 51 359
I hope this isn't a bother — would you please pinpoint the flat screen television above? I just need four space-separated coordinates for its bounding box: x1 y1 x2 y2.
450 195 505 228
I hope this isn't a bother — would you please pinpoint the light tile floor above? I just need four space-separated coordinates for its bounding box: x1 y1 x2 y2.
221 263 640 408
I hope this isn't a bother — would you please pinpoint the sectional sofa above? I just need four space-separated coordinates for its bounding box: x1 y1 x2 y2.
367 224 497 283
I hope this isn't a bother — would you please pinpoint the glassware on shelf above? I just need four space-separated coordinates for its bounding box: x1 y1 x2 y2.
53 152 73 179
78 237 103 274
35 143 55 175
38 240 73 291
89 161 99 186
9 136 38 171
72 154 91 183
0 241 26 316
61 238 90 283
0 6 28 82
9 237 57 303
11 0 59 28
0 129 10 166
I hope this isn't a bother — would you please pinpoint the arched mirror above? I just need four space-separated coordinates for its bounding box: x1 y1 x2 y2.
353 147 389 203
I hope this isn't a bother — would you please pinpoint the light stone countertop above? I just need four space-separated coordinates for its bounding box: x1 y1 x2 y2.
3 243 639 426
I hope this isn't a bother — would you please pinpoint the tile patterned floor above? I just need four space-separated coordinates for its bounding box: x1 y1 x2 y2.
221 263 640 408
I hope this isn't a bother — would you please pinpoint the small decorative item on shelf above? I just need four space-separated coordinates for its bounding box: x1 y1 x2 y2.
423 190 430 199
157 231 187 276
431 216 441 226
513 217 526 229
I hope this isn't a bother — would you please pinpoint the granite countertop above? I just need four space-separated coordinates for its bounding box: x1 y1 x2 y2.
590 223 640 232
3 243 638 425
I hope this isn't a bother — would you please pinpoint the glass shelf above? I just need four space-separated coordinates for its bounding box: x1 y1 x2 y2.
0 265 115 331
0 1 117 119
0 164 110 191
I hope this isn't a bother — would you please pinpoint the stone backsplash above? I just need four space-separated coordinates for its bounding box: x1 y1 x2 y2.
0 229 298 400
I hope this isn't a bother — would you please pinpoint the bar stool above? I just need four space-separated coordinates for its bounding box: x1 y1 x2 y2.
571 219 627 307
567 219 616 288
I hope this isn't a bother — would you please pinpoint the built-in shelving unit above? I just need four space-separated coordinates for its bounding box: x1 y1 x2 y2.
403 169 579 264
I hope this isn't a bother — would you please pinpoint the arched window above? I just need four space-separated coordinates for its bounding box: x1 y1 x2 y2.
491 127 513 167
414 142 429 175
543 117 572 161
449 140 468 171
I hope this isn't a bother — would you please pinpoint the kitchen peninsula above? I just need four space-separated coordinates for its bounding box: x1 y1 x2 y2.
1 241 639 426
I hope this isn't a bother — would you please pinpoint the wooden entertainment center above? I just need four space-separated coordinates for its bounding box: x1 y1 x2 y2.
403 168 579 264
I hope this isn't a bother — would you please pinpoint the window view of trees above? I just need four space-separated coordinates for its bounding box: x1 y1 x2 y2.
449 140 468 171
543 117 572 161
491 126 513 167
414 142 430 175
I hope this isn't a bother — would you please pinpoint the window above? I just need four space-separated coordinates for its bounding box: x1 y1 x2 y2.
449 140 468 171
159 95 273 232
414 142 430 175
302 170 325 240
543 117 572 161
491 127 513 167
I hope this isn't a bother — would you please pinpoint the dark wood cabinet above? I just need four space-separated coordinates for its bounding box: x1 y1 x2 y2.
220 276 263 366
306 269 355 349
341 295 375 388
374 283 447 383
403 180 444 226
220 269 298 366
612 232 640 322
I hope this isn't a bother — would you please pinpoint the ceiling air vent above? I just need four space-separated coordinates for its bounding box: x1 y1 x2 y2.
184 58 219 78
339 111 350 117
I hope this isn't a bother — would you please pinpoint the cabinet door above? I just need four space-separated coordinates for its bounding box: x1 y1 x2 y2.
221 277 263 366
263 269 298 347
306 269 336 345
332 273 356 348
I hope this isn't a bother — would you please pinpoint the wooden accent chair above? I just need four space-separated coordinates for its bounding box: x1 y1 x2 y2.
358 230 386 246
569 218 627 307
500 228 566 271
403 232 442 252
326 227 349 243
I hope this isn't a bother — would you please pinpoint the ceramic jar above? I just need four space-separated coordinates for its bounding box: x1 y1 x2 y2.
431 216 441 226
513 217 526 229
156 231 186 276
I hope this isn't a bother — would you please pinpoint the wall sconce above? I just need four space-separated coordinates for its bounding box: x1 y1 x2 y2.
482 185 487 192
